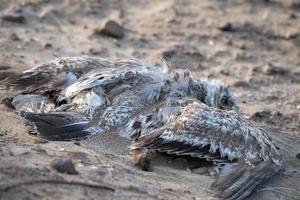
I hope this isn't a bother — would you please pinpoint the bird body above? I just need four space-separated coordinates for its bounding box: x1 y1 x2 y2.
0 56 281 200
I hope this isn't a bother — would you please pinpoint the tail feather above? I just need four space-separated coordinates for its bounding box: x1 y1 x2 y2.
211 162 279 200
23 112 94 140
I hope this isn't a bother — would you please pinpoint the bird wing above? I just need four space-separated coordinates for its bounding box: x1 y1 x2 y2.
131 100 281 166
211 161 280 200
0 56 113 92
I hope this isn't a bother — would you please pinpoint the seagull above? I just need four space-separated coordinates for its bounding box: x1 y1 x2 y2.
0 56 281 200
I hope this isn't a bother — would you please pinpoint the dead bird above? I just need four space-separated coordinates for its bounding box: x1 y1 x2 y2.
0 56 280 200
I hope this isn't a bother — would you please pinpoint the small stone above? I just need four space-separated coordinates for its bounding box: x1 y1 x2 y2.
263 63 289 76
184 190 191 194
220 69 230 76
96 168 106 176
232 80 250 88
162 50 176 59
290 13 297 19
44 43 52 48
296 153 300 159
219 22 236 32
250 111 272 121
10 33 20 41
1 13 25 24
73 141 81 146
96 20 124 39
89 48 102 55
50 158 78 174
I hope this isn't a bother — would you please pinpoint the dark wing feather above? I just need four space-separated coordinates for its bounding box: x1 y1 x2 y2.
131 128 221 161
0 56 112 92
211 162 279 200
23 112 97 140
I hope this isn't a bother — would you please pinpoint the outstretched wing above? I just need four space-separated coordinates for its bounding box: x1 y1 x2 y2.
0 56 112 93
131 100 281 166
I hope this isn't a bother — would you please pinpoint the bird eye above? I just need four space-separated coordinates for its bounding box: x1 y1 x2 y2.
221 95 228 105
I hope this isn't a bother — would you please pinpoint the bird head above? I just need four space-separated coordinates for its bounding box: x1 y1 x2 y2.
217 87 239 111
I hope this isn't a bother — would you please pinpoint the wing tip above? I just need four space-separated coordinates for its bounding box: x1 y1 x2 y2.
23 112 92 141
211 162 280 200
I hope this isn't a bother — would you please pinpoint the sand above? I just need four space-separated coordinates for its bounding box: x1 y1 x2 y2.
0 0 299 199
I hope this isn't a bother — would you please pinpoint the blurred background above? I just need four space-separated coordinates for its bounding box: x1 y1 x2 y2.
0 0 300 199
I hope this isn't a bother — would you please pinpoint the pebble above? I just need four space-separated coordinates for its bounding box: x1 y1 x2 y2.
220 69 230 76
44 43 52 48
96 20 124 39
232 80 250 88
10 33 21 41
296 153 300 159
162 50 176 59
219 22 236 32
2 14 25 23
263 63 289 76
250 111 272 121
50 158 78 174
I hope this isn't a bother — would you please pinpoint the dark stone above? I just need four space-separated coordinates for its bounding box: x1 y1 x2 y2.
220 69 230 76
73 141 81 146
89 48 102 55
296 153 300 159
263 63 289 76
232 80 250 88
97 20 124 39
219 22 236 32
44 43 52 48
50 158 78 174
10 33 20 41
162 50 176 59
290 13 297 19
250 111 272 121
2 13 25 23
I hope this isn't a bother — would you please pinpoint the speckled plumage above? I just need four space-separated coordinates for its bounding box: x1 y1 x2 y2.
0 56 281 200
